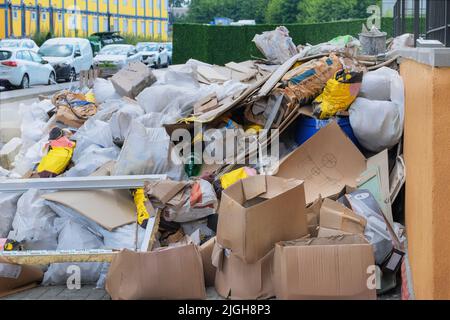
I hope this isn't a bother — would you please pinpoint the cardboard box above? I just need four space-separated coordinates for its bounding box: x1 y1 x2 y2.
319 198 366 235
199 237 216 287
273 235 376 300
0 258 43 298
217 175 308 264
213 244 275 300
276 121 366 204
106 244 206 300
111 61 156 98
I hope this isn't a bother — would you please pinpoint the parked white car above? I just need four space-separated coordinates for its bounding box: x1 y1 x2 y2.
38 38 93 82
0 48 56 89
93 44 140 77
136 42 169 68
0 38 39 52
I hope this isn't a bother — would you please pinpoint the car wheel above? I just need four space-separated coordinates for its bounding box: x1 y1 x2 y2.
19 74 30 89
48 72 56 85
168 57 172 65
68 68 76 82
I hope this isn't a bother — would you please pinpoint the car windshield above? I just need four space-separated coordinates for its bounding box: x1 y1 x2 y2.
136 43 159 52
39 44 73 57
0 40 21 48
0 50 12 60
165 44 172 51
99 46 129 55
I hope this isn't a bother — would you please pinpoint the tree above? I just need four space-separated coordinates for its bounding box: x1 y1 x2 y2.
186 0 269 24
266 0 300 24
297 0 382 23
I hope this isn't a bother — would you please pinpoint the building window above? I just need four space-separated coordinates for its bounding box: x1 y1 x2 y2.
58 13 62 21
42 13 47 21
31 12 36 21
140 0 144 9
68 15 77 30
158 21 161 34
123 19 128 33
103 17 109 31
150 21 153 35
133 21 137 34
157 0 161 9
82 16 88 32
13 10 18 20
123 0 127 6
93 17 98 32
114 19 119 31
114 0 118 6
141 21 145 34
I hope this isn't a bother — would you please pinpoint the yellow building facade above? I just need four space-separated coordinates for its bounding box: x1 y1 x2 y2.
0 0 169 40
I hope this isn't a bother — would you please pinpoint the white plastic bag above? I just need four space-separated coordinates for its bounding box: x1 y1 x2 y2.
8 189 58 250
252 26 298 64
109 103 145 144
19 100 53 148
350 67 404 152
113 121 185 180
0 192 22 238
349 98 403 152
72 119 114 162
64 145 119 177
42 219 104 285
93 78 121 104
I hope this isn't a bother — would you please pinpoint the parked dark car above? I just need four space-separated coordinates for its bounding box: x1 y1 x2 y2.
88 32 125 56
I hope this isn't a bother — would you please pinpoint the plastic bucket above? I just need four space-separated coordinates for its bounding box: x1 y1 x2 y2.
294 116 363 150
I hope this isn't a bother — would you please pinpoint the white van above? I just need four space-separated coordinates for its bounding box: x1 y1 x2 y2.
38 37 93 82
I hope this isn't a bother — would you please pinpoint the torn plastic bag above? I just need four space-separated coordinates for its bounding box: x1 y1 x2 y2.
299 35 361 58
109 102 145 145
162 64 200 89
136 112 164 128
113 121 185 181
8 189 58 250
64 145 119 177
252 26 298 64
12 138 48 177
42 219 104 285
93 78 121 104
136 84 203 119
72 119 114 163
313 70 363 119
19 100 53 148
349 98 403 152
0 193 22 238
163 179 218 223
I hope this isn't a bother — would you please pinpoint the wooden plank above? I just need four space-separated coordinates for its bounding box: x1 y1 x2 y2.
0 250 117 265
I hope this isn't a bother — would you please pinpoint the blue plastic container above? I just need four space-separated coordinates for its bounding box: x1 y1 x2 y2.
294 116 363 150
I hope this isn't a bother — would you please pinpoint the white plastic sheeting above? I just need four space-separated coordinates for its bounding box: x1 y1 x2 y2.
42 219 104 285
8 189 58 250
350 67 405 152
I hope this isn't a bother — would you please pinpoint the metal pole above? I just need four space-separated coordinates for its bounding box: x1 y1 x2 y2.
21 1 26 37
49 4 54 34
107 0 111 31
36 3 40 34
0 174 167 193
401 0 406 34
414 0 420 45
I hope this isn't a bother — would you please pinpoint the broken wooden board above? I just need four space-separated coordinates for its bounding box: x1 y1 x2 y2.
42 189 136 231
0 249 117 265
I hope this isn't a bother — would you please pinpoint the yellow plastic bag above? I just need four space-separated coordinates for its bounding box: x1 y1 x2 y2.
37 146 74 175
220 167 257 190
133 188 151 228
313 70 363 119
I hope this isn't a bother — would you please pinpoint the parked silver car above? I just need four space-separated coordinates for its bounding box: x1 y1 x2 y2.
0 48 56 89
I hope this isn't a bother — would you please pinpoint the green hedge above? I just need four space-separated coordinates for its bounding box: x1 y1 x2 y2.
173 17 422 65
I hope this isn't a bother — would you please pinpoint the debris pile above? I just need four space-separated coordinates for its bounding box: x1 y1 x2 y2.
0 27 409 300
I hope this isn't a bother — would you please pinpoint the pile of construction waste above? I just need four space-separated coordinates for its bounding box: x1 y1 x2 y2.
0 26 412 300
